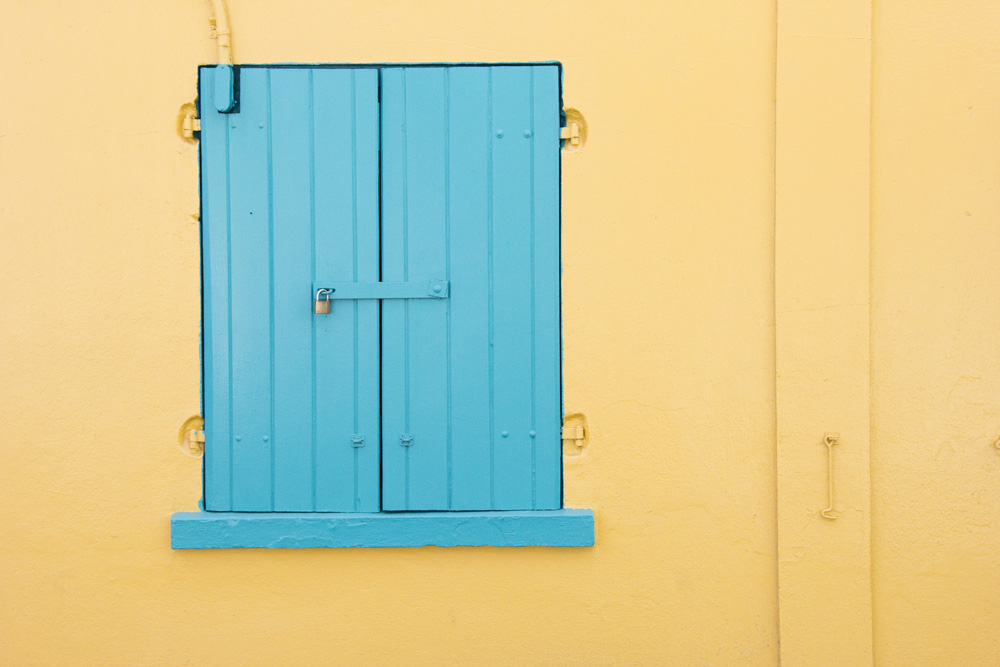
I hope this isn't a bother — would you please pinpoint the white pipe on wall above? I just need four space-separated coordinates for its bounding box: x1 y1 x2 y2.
209 0 233 65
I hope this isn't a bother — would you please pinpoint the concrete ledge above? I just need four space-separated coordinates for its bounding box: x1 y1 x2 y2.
171 509 594 549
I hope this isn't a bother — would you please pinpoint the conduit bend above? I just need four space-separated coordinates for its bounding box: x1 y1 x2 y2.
209 0 233 65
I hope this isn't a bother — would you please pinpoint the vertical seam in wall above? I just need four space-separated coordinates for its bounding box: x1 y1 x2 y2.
868 3 878 662
772 0 782 662
773 5 875 661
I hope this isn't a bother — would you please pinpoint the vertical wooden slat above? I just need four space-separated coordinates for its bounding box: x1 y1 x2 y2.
308 70 318 509
490 66 536 508
313 69 357 510
312 68 382 512
200 67 233 511
447 67 492 510
486 69 496 509
352 69 382 512
270 69 314 510
380 68 450 510
379 67 409 509
529 66 563 509
443 68 453 509
402 68 450 509
227 68 273 510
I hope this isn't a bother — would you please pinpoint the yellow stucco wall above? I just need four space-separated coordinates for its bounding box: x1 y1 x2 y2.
870 2 1000 664
0 1 997 665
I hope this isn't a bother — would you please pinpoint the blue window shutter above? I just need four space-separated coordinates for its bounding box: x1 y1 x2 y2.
380 66 563 511
200 67 381 512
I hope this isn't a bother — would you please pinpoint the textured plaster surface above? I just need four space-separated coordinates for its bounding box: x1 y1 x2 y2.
0 2 779 664
7 1 998 665
870 2 1000 665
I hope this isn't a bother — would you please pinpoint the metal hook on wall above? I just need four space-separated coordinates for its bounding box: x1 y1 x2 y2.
821 433 840 520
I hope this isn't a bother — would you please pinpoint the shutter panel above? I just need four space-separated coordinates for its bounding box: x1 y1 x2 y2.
200 67 381 512
380 65 563 511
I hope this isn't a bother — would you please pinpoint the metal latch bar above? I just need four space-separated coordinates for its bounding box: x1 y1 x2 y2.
312 280 448 300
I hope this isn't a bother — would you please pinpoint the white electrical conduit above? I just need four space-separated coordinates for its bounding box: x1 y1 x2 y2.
210 0 233 65
209 0 236 111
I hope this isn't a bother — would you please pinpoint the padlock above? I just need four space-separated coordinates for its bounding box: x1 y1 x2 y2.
314 288 333 314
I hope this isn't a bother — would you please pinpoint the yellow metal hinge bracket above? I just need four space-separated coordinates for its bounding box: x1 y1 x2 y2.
178 415 206 458
559 109 587 151
187 429 206 457
562 413 589 458
560 122 581 147
561 424 585 447
177 102 200 143
181 112 201 139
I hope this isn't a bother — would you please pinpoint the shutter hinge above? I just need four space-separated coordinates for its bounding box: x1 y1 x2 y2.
560 108 587 151
561 413 588 458
185 428 206 457
177 102 200 144
178 415 205 458
560 122 581 147
561 425 585 445
181 110 201 140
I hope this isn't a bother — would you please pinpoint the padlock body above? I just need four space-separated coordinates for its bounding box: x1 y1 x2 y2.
314 300 331 314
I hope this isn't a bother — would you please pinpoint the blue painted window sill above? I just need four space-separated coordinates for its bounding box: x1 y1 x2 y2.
171 509 594 549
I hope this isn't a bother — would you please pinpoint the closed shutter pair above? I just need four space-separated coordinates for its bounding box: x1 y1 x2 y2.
200 64 562 513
